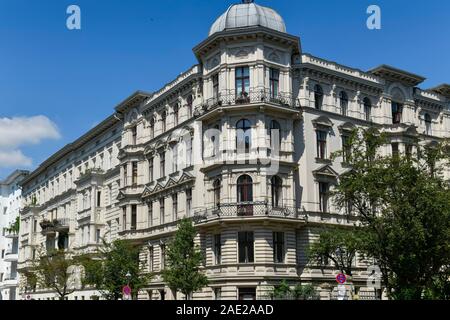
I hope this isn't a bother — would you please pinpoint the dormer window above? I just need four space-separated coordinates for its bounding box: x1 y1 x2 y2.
392 102 403 124
235 67 250 99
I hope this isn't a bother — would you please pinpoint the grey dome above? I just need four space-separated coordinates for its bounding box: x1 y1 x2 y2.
209 2 286 36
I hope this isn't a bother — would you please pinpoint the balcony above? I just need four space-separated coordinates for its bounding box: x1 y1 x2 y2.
0 273 18 289
198 88 300 116
40 218 70 234
4 250 19 262
194 202 307 225
5 229 19 239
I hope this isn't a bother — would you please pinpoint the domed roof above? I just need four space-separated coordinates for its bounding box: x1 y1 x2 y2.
209 1 286 36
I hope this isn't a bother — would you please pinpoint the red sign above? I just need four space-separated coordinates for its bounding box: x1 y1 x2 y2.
122 285 132 296
336 273 347 284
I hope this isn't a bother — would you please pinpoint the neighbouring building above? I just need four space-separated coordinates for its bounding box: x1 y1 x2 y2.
18 0 450 300
0 170 29 300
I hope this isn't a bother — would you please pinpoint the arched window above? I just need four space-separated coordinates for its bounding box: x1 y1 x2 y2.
271 176 283 208
339 91 348 116
269 120 282 148
213 179 221 209
424 113 432 135
187 95 193 118
363 98 372 122
237 175 253 216
314 85 324 110
173 104 179 127
161 111 167 132
236 119 252 153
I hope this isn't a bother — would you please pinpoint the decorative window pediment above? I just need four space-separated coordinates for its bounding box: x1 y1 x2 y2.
312 116 333 129
313 164 339 179
338 122 356 135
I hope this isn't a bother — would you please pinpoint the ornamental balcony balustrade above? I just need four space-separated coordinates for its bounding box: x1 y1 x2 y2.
199 88 300 114
194 201 307 222
39 218 70 234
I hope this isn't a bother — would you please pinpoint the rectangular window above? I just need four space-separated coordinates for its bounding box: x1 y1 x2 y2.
319 182 329 213
316 130 327 159
33 220 37 232
97 191 101 207
172 194 178 222
123 165 128 187
122 207 127 231
238 231 254 263
131 205 137 230
213 73 219 99
273 232 285 263
160 198 165 224
269 68 280 98
342 135 351 163
235 67 250 98
238 287 256 300
96 229 101 243
172 145 178 173
148 158 154 182
161 244 166 269
186 137 193 167
214 288 221 300
214 234 221 265
148 246 154 272
132 162 138 186
131 126 137 145
186 188 192 216
160 153 165 178
392 102 403 124
148 202 153 228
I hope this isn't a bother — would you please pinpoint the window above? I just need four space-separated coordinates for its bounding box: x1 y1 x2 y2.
392 102 403 124
33 220 37 232
406 144 413 158
1 249 4 258
238 231 254 263
271 176 283 208
363 98 372 121
236 119 252 154
239 287 256 300
212 74 219 99
316 130 327 159
123 165 128 187
319 182 329 213
187 95 193 118
214 234 221 265
424 113 432 135
269 120 281 148
173 104 179 127
149 117 155 139
131 126 137 145
172 194 178 221
339 91 348 116
269 68 280 98
148 202 153 228
132 162 138 186
148 246 154 272
213 179 221 209
160 152 165 178
186 188 192 216
96 191 101 207
148 157 154 182
237 175 253 203
342 135 351 163
314 85 323 110
172 145 178 173
392 142 399 158
186 136 193 167
214 288 222 300
235 66 250 98
273 232 285 263
159 198 165 224
122 207 127 231
161 111 167 132
131 205 137 230
161 244 166 269
96 229 101 243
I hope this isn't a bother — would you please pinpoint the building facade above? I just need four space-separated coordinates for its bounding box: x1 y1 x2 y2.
1 170 28 300
18 1 450 300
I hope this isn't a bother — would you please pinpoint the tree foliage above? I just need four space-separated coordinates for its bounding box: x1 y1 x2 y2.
162 218 208 299
268 280 317 300
78 239 152 300
327 127 450 300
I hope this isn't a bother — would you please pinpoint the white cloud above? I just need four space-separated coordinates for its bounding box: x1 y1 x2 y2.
0 149 32 167
0 116 61 169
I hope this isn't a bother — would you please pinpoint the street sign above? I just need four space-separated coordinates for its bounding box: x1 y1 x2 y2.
336 273 347 284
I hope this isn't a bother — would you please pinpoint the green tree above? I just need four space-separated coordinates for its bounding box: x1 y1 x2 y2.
31 247 79 300
331 128 450 300
162 218 208 300
79 239 152 300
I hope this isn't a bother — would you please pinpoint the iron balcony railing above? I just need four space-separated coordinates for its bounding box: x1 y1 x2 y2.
194 201 306 221
40 218 71 233
201 88 300 113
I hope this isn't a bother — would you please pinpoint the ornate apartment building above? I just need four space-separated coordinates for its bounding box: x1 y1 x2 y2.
18 1 450 300
1 170 28 300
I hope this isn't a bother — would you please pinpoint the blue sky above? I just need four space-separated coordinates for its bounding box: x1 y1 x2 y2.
0 0 449 179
